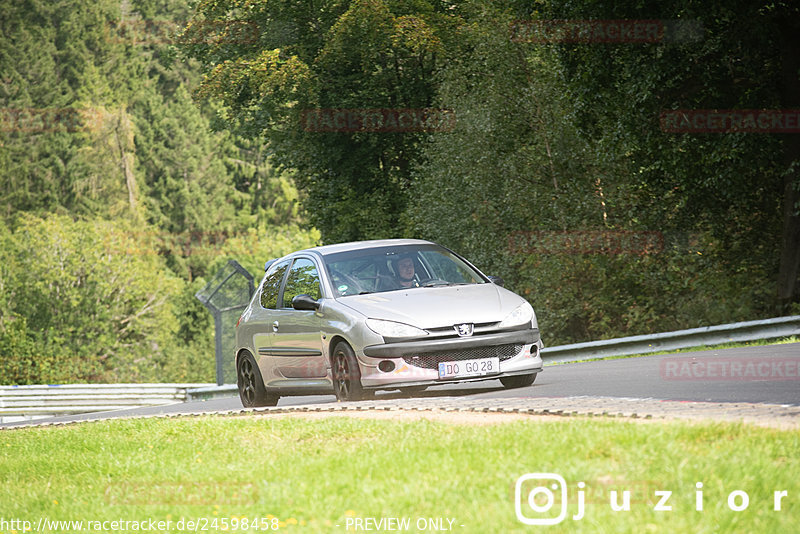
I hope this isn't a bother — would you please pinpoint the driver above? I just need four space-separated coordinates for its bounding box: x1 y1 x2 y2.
393 254 419 288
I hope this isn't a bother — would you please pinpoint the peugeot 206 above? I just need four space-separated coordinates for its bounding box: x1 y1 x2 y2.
234 239 543 405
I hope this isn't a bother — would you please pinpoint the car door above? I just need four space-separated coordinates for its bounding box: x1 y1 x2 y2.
269 256 328 378
247 259 290 386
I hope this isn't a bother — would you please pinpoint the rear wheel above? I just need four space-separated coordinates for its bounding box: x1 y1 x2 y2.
500 373 537 389
331 342 369 401
237 352 278 407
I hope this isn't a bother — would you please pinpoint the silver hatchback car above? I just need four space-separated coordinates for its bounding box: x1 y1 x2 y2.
235 239 543 406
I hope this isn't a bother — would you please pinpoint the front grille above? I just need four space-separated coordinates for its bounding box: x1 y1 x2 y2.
425 322 498 338
402 343 523 370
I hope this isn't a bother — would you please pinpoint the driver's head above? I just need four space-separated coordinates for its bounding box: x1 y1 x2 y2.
394 254 415 281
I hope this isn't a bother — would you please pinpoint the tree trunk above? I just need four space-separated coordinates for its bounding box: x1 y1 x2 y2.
114 110 138 215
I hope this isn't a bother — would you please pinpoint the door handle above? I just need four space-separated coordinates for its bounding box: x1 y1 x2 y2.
272 321 279 332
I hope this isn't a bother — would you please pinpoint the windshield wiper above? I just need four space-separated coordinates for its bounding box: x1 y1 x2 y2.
423 281 472 288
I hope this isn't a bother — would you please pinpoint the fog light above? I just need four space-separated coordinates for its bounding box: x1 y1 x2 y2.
530 344 539 357
378 360 396 373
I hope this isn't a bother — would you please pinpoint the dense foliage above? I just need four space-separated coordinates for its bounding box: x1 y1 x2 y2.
181 0 459 242
407 2 788 342
0 0 318 383
0 0 796 383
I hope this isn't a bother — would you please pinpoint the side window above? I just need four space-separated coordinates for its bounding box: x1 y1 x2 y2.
282 258 322 308
260 261 289 309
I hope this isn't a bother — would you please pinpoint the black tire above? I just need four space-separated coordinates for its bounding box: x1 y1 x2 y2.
237 352 278 407
500 373 538 389
331 342 369 401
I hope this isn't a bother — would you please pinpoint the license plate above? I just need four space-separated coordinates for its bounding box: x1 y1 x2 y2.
438 357 500 379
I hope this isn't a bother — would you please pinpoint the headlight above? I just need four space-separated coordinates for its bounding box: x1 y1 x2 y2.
366 319 428 339
498 301 534 329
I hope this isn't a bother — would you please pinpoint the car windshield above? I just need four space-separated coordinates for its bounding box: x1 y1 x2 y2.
323 244 487 297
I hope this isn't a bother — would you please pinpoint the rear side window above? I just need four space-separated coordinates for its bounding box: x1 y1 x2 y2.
282 258 322 308
260 261 289 309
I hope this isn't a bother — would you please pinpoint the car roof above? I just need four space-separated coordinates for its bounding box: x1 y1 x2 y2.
303 238 435 257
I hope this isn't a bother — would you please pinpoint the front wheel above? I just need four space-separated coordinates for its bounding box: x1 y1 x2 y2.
237 352 279 407
331 342 369 401
500 373 537 389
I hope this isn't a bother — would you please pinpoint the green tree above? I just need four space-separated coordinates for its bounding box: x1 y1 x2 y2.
181 0 462 242
0 0 154 220
540 0 798 310
410 1 777 344
0 0 325 383
0 214 183 383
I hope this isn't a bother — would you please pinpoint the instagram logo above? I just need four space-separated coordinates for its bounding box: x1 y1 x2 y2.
515 473 570 525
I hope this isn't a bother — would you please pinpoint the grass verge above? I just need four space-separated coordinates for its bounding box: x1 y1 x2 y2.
1 415 798 533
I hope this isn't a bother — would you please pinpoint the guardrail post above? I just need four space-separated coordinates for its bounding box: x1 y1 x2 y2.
214 314 224 386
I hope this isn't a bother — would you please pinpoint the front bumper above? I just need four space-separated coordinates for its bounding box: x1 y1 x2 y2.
363 328 539 358
358 328 543 389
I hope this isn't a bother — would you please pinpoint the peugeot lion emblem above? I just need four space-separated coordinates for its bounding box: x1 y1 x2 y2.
454 323 474 337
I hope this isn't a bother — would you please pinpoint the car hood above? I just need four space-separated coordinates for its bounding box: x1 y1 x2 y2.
337 283 526 329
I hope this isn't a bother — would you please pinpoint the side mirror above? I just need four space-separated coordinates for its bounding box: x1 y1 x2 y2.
488 276 505 287
291 294 320 311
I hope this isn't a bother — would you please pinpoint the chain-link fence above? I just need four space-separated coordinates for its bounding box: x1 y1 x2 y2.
195 260 255 385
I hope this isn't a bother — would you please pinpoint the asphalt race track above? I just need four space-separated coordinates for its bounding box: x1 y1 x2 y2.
3 342 798 428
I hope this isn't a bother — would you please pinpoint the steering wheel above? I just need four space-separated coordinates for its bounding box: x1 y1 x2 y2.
329 269 366 296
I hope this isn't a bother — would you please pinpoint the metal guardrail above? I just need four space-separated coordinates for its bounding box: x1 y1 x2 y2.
2 316 798 420
0 384 213 423
186 384 239 402
541 315 800 363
